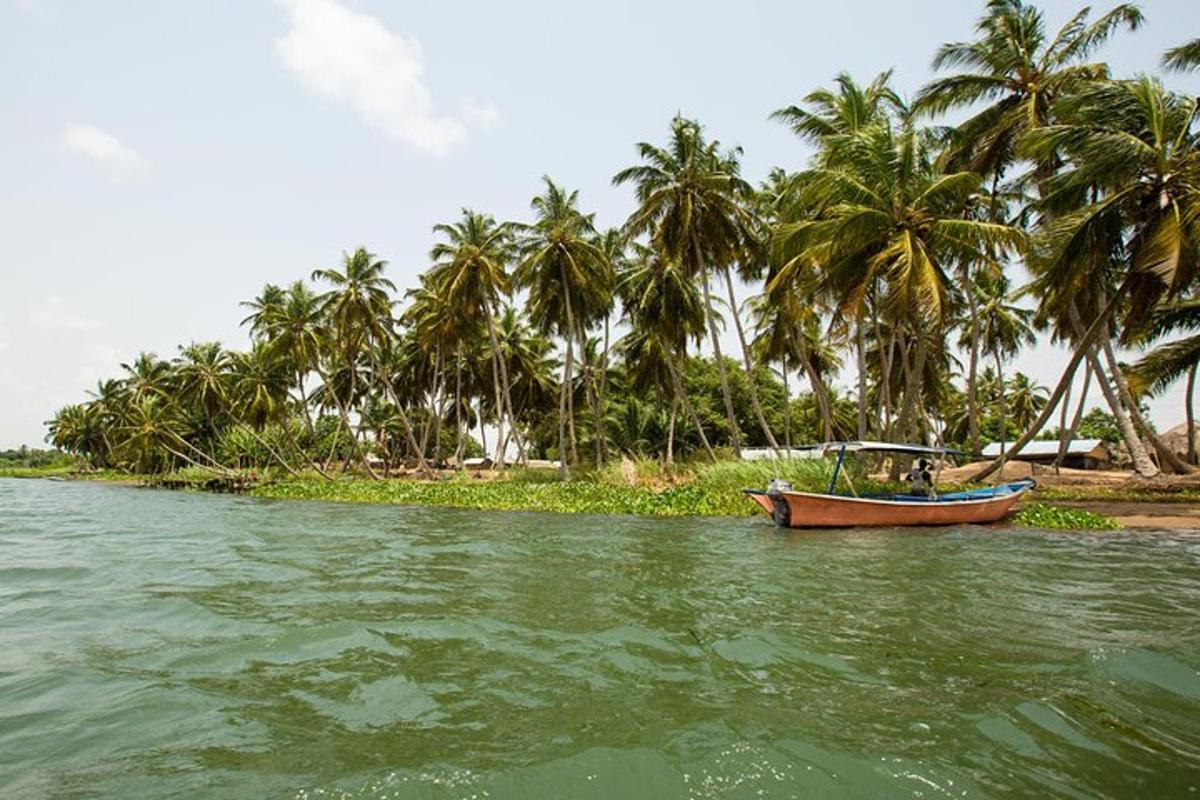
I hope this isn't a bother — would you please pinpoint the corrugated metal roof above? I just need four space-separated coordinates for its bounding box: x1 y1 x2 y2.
980 439 1105 457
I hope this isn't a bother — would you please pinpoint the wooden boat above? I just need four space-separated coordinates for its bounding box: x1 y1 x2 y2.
744 441 1035 528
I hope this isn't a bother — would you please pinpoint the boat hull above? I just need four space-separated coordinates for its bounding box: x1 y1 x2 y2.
746 481 1034 528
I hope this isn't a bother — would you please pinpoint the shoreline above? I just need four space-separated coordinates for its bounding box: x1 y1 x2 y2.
6 470 1200 530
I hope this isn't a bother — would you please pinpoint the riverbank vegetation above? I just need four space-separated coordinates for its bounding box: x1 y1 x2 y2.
40 3 1200 501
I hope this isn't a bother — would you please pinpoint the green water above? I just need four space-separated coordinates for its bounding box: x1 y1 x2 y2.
2 480 1200 798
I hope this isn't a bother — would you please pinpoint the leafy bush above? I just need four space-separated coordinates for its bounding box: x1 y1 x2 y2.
1013 503 1122 530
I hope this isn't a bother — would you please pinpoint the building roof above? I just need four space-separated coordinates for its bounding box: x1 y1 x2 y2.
980 439 1105 458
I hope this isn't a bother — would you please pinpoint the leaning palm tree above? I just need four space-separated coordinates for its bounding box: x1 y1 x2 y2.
614 115 758 456
1128 299 1200 465
914 0 1143 179
514 177 611 477
428 210 520 467
972 76 1200 480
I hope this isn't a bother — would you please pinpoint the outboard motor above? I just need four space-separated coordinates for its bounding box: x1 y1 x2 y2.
766 479 793 527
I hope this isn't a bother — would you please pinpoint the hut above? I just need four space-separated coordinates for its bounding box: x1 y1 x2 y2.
980 439 1109 470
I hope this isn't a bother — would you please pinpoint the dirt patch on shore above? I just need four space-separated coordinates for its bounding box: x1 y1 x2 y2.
1048 500 1200 530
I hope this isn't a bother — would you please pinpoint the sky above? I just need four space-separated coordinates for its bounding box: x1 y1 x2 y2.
1 0 1197 449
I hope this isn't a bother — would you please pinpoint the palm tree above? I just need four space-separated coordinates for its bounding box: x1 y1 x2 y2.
1163 38 1200 73
614 115 758 456
1129 299 1200 464
749 290 840 443
515 177 611 476
1007 77 1200 477
914 0 1143 179
617 244 715 462
173 341 232 437
591 227 628 463
972 274 1036 460
269 281 325 433
773 116 1026 446
489 306 557 453
229 342 304 476
120 352 172 405
312 247 427 477
428 210 520 467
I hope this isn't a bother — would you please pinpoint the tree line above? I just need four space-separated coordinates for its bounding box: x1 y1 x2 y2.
48 1 1200 481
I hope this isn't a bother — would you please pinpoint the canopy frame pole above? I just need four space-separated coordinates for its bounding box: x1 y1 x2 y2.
828 445 847 495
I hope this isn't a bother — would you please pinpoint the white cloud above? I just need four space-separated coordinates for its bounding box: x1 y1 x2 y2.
461 98 501 131
275 0 496 155
60 123 149 180
29 296 99 333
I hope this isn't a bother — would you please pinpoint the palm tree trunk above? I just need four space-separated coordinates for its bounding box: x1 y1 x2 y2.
856 319 868 440
995 352 1007 473
1055 360 1092 471
964 270 982 454
802 359 833 440
296 371 315 435
1054 361 1076 473
1065 303 1157 477
666 394 677 466
318 363 378 479
367 353 432 477
722 267 780 451
483 310 509 469
1101 336 1193 474
699 268 740 455
597 314 611 463
431 347 445 468
454 347 465 469
1087 345 1157 476
478 398 488 457
1189 363 1198 465
971 281 1133 483
782 363 792 452
244 425 304 478
586 355 603 468
559 262 580 470
557 333 572 479
666 350 716 462
282 418 333 480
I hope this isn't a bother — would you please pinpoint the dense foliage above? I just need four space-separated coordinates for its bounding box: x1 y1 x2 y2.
46 0 1199 484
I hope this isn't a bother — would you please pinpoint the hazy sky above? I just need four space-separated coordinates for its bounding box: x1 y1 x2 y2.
2 0 1197 448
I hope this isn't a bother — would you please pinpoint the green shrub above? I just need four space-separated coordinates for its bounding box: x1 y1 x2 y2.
1013 503 1122 530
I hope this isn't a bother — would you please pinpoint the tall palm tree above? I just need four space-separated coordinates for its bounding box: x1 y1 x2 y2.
772 72 903 443
773 116 1026 445
229 342 303 476
591 227 628 463
914 0 1143 179
120 352 172 405
614 115 758 456
269 281 324 433
515 177 611 476
428 210 520 467
1017 77 1200 476
618 244 715 462
173 341 232 437
975 274 1037 459
312 247 427 477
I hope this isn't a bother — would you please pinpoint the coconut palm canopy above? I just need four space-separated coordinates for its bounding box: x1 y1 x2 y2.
46 1 1200 480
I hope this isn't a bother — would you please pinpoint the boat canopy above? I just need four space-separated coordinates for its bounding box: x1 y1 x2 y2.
802 441 964 456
